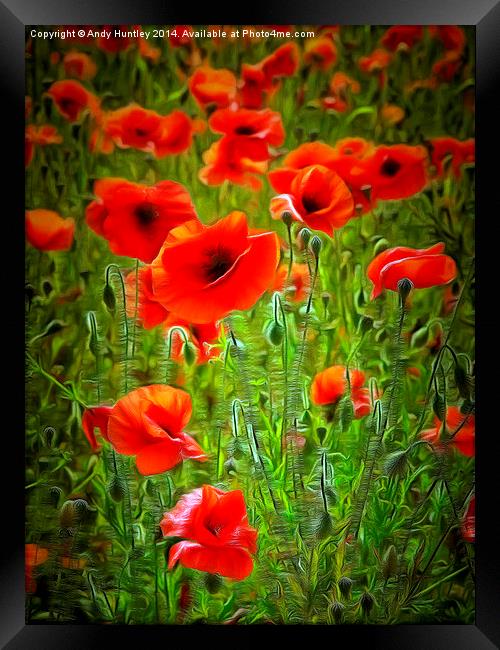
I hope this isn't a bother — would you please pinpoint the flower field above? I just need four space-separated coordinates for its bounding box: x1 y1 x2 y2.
25 25 475 625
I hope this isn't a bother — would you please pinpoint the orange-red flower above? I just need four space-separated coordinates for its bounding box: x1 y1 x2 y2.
272 263 310 302
25 543 49 594
26 209 75 251
63 51 97 80
199 137 269 190
168 26 193 47
268 141 339 193
432 50 463 82
367 242 457 299
96 25 139 52
151 211 280 324
161 484 257 580
421 406 475 457
270 164 354 236
461 496 475 543
429 137 475 177
208 107 285 149
86 178 198 263
311 365 371 418
429 26 466 53
304 36 337 70
165 317 223 365
358 48 392 73
381 26 424 51
380 104 405 125
322 72 361 112
25 124 63 166
82 385 207 475
137 37 161 62
47 80 100 122
356 144 429 201
188 66 237 110
101 104 198 157
125 265 170 329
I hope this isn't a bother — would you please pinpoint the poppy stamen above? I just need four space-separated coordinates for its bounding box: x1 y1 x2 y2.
234 126 256 135
302 195 323 213
203 248 235 283
380 157 401 177
134 202 160 227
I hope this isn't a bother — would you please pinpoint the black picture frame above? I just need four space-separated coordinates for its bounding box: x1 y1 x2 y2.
6 1 499 647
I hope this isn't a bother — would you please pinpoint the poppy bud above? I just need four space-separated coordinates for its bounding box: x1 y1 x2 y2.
454 360 472 400
204 572 223 593
339 396 354 433
384 449 408 477
309 235 322 258
432 393 446 422
358 315 373 335
73 498 89 522
373 237 389 256
360 591 374 615
410 326 429 348
224 457 238 474
315 426 327 444
321 291 331 312
460 399 474 416
338 576 353 599
281 210 293 227
43 426 57 447
59 500 76 528
397 277 413 302
48 486 62 508
108 474 126 502
42 279 53 297
183 341 197 366
382 545 398 580
103 282 116 314
329 600 345 624
315 511 334 539
300 228 312 246
265 320 284 346
25 283 36 303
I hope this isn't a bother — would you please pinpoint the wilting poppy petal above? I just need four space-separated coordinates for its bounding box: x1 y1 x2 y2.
82 406 113 449
421 406 475 457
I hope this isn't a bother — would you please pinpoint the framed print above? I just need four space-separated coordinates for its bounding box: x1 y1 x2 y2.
2 0 500 647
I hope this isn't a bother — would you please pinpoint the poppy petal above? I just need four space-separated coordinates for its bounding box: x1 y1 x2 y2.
168 541 255 580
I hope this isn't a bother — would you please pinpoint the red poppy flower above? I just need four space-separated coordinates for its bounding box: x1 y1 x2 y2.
432 50 463 82
429 26 466 53
86 177 198 263
381 26 424 51
47 80 100 122
461 496 475 543
358 48 392 73
63 51 97 80
96 25 139 53
165 317 223 365
380 104 405 125
199 137 269 191
304 36 337 70
310 365 371 418
270 164 354 236
125 265 170 329
208 107 285 150
322 72 361 112
25 96 32 119
103 105 198 157
25 125 62 166
168 26 193 48
367 242 457 299
160 484 257 580
430 137 475 177
137 37 161 63
357 144 429 201
151 211 280 324
26 209 75 252
268 141 339 193
421 406 475 457
272 263 310 302
82 406 113 450
261 42 300 79
188 66 237 110
25 543 49 594
82 385 207 475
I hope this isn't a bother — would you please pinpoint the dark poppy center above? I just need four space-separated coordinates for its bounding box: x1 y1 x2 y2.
60 98 78 112
134 202 159 226
302 195 324 213
135 127 149 137
234 126 255 135
205 518 223 536
380 157 401 177
204 248 235 283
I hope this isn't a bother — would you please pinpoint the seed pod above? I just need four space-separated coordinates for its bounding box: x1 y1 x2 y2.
382 545 398 580
338 576 353 599
360 591 374 615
